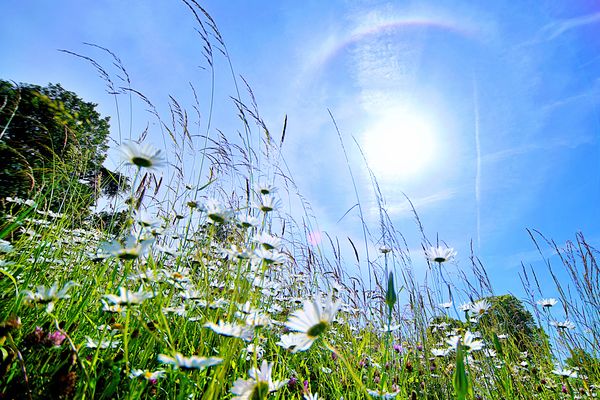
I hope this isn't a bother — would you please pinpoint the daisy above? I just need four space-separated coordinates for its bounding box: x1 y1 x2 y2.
431 348 450 357
254 248 287 265
99 235 153 260
23 281 77 313
255 194 280 213
366 389 399 399
550 320 576 330
85 336 121 349
203 198 230 224
283 294 341 352
119 141 165 169
237 214 260 229
158 353 222 370
304 393 320 400
379 245 392 254
230 360 285 400
129 369 166 381
551 366 578 378
470 299 491 317
253 232 281 250
0 239 14 253
425 245 457 263
446 331 484 352
536 298 558 308
439 301 453 309
256 182 277 195
104 287 153 306
203 320 254 342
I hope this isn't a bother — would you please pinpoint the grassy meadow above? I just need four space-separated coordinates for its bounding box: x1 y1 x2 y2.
0 4 599 400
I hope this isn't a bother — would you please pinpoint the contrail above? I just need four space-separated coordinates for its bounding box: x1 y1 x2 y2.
473 78 481 250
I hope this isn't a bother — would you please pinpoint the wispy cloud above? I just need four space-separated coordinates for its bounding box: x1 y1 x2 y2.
481 135 596 164
541 12 600 41
385 188 457 216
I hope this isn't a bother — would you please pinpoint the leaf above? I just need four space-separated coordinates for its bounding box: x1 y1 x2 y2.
454 341 469 400
385 272 397 310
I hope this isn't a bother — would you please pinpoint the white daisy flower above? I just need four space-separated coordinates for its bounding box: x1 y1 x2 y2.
203 320 254 341
255 194 280 213
202 198 231 224
85 336 121 349
119 141 165 169
439 301 453 309
551 366 578 378
446 330 484 352
230 360 285 400
129 369 166 381
283 294 341 352
158 353 222 370
304 392 320 400
23 281 77 313
103 287 153 306
367 389 399 399
550 319 576 330
431 348 450 357
536 298 558 308
470 299 491 317
425 245 457 263
253 232 281 250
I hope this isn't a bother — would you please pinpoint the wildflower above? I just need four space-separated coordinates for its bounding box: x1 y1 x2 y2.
379 245 392 254
203 198 230 224
536 298 558 308
23 281 77 313
552 367 578 378
85 336 120 349
304 393 320 400
130 369 166 382
254 247 287 265
366 389 399 399
0 239 14 253
283 294 341 352
119 141 165 169
253 232 281 250
45 330 66 347
470 299 491 317
483 348 497 358
425 245 457 263
103 287 153 306
158 353 222 370
255 194 280 213
99 235 153 260
447 331 484 352
203 320 253 341
458 302 472 312
439 301 453 309
256 182 277 195
431 348 450 357
550 320 576 330
238 214 260 229
230 360 286 400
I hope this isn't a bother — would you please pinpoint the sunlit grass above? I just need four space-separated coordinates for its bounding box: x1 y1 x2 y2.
1 3 598 399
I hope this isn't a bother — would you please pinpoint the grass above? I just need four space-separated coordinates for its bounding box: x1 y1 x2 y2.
1 3 599 399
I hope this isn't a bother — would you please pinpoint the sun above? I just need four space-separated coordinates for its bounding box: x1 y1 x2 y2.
362 109 438 182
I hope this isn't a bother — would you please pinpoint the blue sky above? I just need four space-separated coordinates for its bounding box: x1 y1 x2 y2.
2 1 599 300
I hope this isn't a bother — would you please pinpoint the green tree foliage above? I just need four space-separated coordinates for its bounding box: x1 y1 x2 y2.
566 348 600 385
478 294 551 358
0 80 125 212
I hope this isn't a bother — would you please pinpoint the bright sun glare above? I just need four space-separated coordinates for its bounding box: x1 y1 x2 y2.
362 109 438 182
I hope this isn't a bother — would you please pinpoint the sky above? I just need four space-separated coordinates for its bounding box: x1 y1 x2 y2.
2 1 599 301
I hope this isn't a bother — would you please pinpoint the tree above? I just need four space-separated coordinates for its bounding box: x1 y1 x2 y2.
478 294 551 359
0 80 125 213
